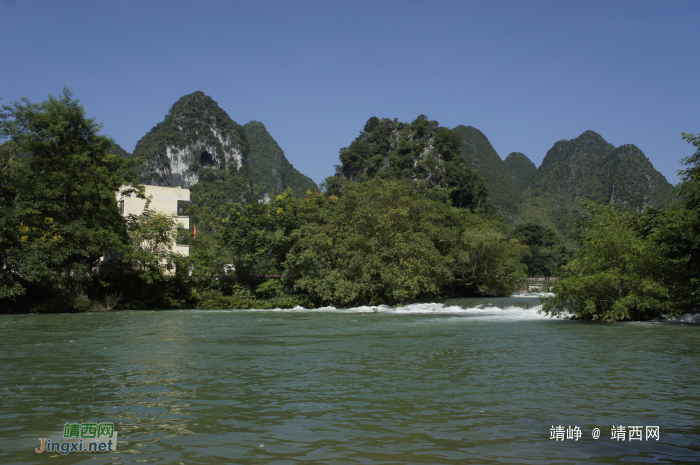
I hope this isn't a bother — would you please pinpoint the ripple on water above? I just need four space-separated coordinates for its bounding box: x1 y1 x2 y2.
0 302 699 464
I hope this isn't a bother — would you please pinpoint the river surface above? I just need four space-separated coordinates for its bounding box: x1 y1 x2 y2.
1 295 699 464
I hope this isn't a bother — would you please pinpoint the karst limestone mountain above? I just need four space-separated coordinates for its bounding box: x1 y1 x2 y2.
130 91 316 209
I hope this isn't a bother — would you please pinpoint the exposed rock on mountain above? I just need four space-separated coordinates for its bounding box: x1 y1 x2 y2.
133 91 249 189
504 152 537 192
244 121 317 201
131 91 317 210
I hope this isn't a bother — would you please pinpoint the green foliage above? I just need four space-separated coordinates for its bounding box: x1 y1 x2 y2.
192 284 307 310
244 121 317 200
285 179 526 306
110 142 131 159
453 125 522 215
504 152 537 192
542 202 674 321
189 167 253 213
513 223 571 276
644 132 700 305
0 88 138 311
679 132 700 207
122 200 182 278
323 116 488 212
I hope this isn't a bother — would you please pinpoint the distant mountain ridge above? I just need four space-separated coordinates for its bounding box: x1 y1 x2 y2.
445 127 674 229
513 130 677 237
125 97 674 234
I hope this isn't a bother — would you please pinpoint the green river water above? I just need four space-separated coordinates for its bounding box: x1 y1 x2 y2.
1 296 699 464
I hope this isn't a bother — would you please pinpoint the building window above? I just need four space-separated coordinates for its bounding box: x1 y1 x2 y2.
119 199 124 215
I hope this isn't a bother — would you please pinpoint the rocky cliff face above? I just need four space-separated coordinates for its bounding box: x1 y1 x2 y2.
133 91 249 188
131 91 317 211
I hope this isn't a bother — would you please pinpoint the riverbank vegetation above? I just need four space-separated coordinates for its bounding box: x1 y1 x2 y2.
1 91 532 313
542 132 700 321
2 90 697 320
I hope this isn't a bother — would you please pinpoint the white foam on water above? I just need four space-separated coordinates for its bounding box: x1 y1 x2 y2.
188 302 553 321
512 292 554 299
389 302 549 321
669 313 700 324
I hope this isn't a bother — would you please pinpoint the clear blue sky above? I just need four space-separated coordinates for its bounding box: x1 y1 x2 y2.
2 0 698 185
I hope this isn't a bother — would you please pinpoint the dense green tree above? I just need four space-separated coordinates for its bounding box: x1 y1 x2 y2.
513 223 571 276
323 116 488 212
0 89 138 311
122 201 182 278
641 132 700 306
285 179 526 306
189 167 253 213
542 201 673 321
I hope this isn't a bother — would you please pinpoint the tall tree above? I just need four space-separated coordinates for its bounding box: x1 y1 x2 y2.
513 223 570 276
0 88 137 311
542 201 672 321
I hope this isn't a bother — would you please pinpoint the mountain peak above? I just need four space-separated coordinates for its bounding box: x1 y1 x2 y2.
530 130 675 229
133 92 249 188
243 120 317 200
452 125 521 214
504 152 537 192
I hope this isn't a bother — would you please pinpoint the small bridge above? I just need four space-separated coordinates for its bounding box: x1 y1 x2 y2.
520 277 557 293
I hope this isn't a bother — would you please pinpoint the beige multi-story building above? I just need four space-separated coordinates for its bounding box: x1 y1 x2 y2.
117 185 190 257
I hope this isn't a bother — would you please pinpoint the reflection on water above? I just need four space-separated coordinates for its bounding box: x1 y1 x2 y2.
1 300 699 464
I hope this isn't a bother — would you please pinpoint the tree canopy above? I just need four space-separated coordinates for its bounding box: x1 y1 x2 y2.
0 88 140 311
323 116 488 212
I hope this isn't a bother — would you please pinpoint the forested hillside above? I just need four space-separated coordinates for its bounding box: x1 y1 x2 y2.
521 130 676 237
244 121 317 201
110 142 132 159
453 125 521 214
504 152 537 192
322 115 488 212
